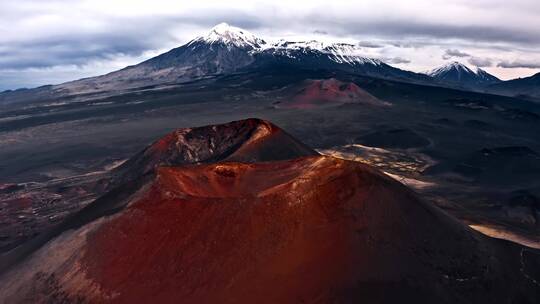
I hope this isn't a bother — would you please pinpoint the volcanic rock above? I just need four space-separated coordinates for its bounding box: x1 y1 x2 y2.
0 156 538 303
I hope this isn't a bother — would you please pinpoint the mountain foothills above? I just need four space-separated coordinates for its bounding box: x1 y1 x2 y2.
0 119 539 303
489 72 540 100
1 23 538 104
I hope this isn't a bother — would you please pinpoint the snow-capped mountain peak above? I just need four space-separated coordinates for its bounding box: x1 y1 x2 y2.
194 22 266 49
189 23 387 68
427 61 474 77
427 61 500 86
44 23 428 96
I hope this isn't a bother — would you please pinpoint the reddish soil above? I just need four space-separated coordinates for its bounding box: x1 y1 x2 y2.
1 120 538 304
279 78 387 109
74 156 538 303
0 118 318 264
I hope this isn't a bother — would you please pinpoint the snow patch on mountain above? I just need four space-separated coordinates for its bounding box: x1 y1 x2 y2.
190 24 384 67
191 22 267 49
263 40 382 65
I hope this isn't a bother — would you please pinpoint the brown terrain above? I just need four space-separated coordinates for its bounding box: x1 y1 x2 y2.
275 78 389 109
0 119 539 303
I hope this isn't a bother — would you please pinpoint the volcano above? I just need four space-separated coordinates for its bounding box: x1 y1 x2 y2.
276 78 389 109
0 119 317 254
0 23 430 105
0 120 539 303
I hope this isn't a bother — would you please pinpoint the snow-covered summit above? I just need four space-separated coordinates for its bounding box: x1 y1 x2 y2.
427 61 475 77
190 23 384 67
193 22 267 49
426 61 500 86
11 23 430 97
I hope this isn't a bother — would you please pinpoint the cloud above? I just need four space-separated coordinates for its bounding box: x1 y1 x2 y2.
320 19 540 46
313 30 328 35
0 34 163 69
442 49 470 60
497 59 540 68
386 57 411 64
357 41 384 48
468 57 492 67
0 5 264 71
0 17 179 70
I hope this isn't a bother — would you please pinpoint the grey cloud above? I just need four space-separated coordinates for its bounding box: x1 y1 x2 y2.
388 42 419 49
0 11 263 70
383 57 411 64
442 49 470 60
0 18 176 69
313 30 328 35
357 41 384 48
497 59 540 68
468 57 493 67
316 19 540 46
0 35 162 69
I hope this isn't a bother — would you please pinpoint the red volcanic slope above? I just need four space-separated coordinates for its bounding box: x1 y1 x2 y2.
0 118 318 267
279 78 388 109
1 156 538 303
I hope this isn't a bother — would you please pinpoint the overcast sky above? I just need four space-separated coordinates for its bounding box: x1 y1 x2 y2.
1 0 540 90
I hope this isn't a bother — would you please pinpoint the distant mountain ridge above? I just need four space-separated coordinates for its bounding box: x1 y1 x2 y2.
62 23 431 94
489 72 540 100
0 23 431 104
1 23 538 104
